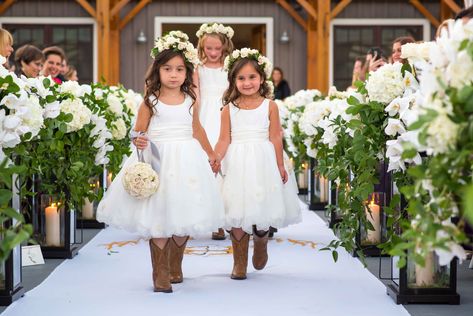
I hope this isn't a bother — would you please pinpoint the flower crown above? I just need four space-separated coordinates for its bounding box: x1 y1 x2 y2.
223 48 273 79
196 23 234 39
150 31 200 67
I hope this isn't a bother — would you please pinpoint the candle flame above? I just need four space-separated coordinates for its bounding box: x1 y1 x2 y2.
50 203 57 207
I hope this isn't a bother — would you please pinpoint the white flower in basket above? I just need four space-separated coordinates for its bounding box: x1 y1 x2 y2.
122 161 159 199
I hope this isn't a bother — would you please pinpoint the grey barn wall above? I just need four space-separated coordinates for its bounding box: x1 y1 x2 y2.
1 0 92 17
119 0 307 93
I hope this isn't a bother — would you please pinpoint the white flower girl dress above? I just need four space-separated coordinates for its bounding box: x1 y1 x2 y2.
222 99 301 233
97 95 225 238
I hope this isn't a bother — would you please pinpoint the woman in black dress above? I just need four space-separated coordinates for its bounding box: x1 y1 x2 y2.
272 67 291 100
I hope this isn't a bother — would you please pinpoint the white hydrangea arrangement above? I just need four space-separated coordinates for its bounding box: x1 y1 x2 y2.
196 22 234 39
150 31 200 67
122 162 160 199
59 98 92 133
365 62 407 104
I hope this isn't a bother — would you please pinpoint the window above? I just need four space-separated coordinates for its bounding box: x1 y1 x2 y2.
333 24 423 90
4 24 94 84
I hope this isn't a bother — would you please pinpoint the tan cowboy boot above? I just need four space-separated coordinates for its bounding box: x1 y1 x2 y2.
169 236 189 284
252 229 269 270
230 232 249 280
149 239 172 293
212 228 226 240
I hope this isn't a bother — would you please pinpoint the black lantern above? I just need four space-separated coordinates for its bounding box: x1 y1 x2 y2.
385 187 460 304
296 161 309 195
308 159 329 211
354 162 391 257
0 174 25 305
77 170 105 229
328 181 342 229
29 176 80 259
387 253 460 304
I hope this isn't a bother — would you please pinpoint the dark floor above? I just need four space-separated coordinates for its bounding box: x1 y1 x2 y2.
1 207 472 315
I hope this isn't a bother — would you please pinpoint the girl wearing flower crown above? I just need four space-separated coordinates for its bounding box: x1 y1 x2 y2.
194 23 234 240
213 48 301 280
97 31 224 293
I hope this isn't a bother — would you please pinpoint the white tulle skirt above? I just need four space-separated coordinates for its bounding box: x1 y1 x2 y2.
200 97 222 147
221 140 301 234
97 138 225 238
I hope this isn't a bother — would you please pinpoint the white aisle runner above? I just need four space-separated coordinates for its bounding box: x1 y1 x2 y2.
2 202 409 316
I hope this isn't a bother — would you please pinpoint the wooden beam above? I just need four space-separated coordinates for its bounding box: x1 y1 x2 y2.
75 0 97 19
330 0 351 19
0 0 15 16
409 0 440 27
119 0 151 30
111 0 130 17
109 0 121 85
295 0 317 20
440 0 453 21
443 0 461 14
275 0 308 31
313 0 330 92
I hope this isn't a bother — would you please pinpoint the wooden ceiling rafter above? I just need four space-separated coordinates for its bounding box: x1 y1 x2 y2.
275 0 308 31
75 0 97 19
409 0 440 27
119 0 151 30
295 0 317 20
330 0 352 19
0 0 15 16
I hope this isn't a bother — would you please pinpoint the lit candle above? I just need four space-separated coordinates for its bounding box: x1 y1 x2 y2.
82 198 94 219
366 197 381 244
297 163 309 189
45 203 60 246
107 173 113 188
320 176 328 202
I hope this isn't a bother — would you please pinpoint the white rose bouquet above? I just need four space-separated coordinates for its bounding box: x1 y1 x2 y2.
122 161 160 199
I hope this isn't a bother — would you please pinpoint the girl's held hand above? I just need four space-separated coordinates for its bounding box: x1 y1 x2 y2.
133 135 149 150
279 165 288 184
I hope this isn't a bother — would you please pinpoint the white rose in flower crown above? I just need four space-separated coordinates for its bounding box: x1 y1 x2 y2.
107 94 123 115
365 62 405 104
111 118 127 140
60 98 92 133
122 162 159 199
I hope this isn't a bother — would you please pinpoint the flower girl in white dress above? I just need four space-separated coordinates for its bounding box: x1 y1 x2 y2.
213 49 301 280
97 31 224 293
193 23 234 240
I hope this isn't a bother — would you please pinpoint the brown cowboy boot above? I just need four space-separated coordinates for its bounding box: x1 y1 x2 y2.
230 232 249 280
149 239 172 293
169 236 189 284
212 228 226 240
252 228 269 270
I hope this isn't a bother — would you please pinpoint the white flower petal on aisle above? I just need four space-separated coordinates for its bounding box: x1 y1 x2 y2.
0 201 410 316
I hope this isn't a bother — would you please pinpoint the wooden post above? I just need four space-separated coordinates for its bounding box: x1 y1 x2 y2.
306 0 317 90
310 0 330 93
109 0 121 85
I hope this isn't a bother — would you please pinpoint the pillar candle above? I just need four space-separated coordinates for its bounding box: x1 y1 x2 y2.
82 198 94 219
366 200 381 244
297 163 309 189
415 251 435 287
45 203 60 246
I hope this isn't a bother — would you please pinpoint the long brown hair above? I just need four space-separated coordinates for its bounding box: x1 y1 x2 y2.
223 58 272 108
197 33 234 64
144 49 196 113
